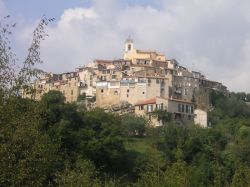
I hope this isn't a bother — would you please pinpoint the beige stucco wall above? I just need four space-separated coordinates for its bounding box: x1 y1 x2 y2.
96 81 121 107
194 109 208 128
120 82 147 105
124 47 166 64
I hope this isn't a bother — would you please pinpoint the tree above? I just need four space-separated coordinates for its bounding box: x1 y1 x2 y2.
55 159 101 187
0 16 59 186
121 114 147 137
152 109 172 125
0 97 61 186
81 109 126 172
231 164 250 187
0 15 54 98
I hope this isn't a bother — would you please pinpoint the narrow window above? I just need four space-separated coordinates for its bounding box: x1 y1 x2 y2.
148 105 153 112
161 103 164 110
178 104 181 112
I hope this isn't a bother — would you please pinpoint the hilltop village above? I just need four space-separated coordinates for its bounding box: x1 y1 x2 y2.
23 37 228 127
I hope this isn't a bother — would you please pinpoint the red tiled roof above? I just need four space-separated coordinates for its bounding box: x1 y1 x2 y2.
135 98 156 106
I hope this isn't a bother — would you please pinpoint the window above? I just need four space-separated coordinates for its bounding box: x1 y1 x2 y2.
147 105 153 112
157 103 164 110
101 76 106 81
112 75 116 79
114 91 118 95
71 90 73 95
186 105 189 113
127 89 129 93
127 94 129 98
187 105 191 113
148 78 151 86
139 105 144 110
142 92 145 94
161 103 164 110
191 106 194 114
188 115 192 120
184 88 188 95
178 104 181 112
182 104 185 113
101 89 104 93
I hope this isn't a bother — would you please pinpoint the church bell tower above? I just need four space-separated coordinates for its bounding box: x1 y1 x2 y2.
125 35 134 52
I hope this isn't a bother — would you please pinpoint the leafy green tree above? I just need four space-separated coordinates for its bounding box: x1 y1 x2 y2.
152 109 172 125
232 126 250 165
56 159 101 187
163 161 194 187
231 164 250 187
0 97 61 186
81 108 125 172
121 114 147 137
135 148 165 187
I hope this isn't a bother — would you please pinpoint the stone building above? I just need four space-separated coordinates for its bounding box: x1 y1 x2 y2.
134 97 195 126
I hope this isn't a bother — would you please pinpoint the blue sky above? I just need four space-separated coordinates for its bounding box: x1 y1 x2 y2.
4 0 160 20
1 0 250 92
4 0 92 21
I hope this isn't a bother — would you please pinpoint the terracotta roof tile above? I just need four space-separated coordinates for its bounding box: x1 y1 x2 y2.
135 98 156 106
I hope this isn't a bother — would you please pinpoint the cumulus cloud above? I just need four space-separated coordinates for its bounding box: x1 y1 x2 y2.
17 0 250 92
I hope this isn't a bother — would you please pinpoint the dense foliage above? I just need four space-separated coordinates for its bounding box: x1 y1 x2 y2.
1 90 250 186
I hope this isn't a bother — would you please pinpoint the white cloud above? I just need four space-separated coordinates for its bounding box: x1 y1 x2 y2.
0 0 8 18
17 0 250 92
